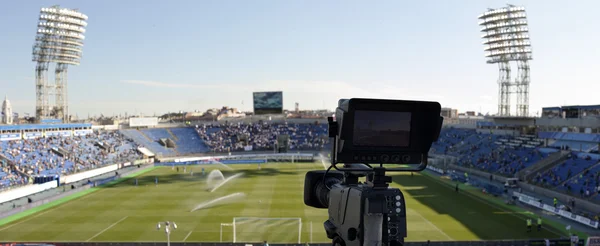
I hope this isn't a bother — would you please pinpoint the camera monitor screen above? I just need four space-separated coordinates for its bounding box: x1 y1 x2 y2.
352 110 411 147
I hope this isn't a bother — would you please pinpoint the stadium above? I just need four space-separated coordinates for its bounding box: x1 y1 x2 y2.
5 108 600 245
1 2 599 246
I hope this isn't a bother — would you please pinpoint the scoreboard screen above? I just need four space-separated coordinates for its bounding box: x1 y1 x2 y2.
253 91 283 115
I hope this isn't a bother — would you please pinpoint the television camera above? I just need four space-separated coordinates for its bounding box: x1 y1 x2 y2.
304 98 443 246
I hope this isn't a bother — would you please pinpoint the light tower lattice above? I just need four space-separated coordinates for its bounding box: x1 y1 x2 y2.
32 6 88 122
479 4 532 117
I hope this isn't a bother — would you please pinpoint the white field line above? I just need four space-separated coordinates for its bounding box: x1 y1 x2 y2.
423 173 565 237
318 154 329 170
183 231 193 241
0 186 116 232
0 169 157 232
86 216 128 242
0 206 60 232
408 208 453 240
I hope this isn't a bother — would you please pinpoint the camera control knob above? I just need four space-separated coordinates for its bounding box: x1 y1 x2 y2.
402 155 411 163
391 155 401 163
381 154 390 162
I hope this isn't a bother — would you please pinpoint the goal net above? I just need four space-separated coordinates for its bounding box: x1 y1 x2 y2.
221 217 302 243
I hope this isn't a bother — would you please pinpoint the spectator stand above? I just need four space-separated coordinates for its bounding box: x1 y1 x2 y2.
528 151 600 205
0 124 142 189
196 122 329 153
538 131 600 152
120 129 177 157
447 170 505 197
431 127 548 177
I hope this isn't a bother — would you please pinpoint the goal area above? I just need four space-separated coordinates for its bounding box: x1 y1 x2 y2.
220 217 302 243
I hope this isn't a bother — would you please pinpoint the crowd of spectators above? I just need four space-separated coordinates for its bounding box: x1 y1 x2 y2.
434 128 600 203
534 154 595 187
0 165 27 190
530 151 600 202
457 145 546 176
0 131 142 188
73 131 141 169
196 122 329 152
432 128 548 176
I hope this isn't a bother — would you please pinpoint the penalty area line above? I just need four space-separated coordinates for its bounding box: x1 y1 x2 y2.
422 173 565 238
183 231 193 241
408 208 453 240
0 207 58 232
0 187 113 232
86 216 128 242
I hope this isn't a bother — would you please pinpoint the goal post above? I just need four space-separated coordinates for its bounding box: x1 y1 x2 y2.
232 217 302 243
220 223 233 242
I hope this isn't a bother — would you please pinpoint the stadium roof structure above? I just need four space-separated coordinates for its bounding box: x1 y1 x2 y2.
561 105 600 110
489 115 536 127
541 107 561 111
477 121 514 127
0 123 91 131
543 105 600 111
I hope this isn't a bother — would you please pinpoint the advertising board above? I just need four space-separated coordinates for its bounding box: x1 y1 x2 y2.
129 117 159 127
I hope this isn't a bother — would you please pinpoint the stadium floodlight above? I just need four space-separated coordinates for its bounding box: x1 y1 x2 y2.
479 4 533 117
157 221 177 246
32 5 88 123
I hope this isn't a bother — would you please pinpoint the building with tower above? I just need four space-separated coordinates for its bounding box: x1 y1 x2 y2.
2 96 13 125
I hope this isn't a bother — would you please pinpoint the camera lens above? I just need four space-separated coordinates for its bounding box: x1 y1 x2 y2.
315 177 342 208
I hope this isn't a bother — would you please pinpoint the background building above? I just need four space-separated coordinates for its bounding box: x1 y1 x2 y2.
2 96 13 125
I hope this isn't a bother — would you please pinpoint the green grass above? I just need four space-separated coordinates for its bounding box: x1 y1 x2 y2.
0 162 569 243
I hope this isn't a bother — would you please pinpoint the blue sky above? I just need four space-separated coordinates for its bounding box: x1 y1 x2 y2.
0 0 598 117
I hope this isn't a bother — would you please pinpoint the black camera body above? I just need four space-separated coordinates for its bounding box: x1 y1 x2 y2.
304 98 442 246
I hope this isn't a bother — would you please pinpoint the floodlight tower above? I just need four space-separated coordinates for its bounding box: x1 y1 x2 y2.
157 221 178 246
32 6 88 122
479 5 532 116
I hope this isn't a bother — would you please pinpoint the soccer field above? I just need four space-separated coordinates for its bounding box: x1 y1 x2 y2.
0 162 562 243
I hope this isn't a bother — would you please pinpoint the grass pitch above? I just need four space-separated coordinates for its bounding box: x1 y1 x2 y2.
0 162 563 243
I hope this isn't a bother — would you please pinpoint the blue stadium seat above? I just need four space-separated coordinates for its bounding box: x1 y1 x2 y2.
0 131 141 188
168 128 210 154
431 128 548 176
539 131 600 152
141 128 172 140
534 156 598 188
560 164 600 197
550 140 596 152
120 129 176 156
